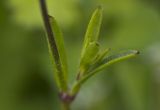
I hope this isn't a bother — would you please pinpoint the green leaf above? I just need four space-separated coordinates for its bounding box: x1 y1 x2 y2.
85 50 139 82
77 6 103 80
81 6 103 58
78 42 99 79
48 16 68 91
71 50 139 95
94 48 111 63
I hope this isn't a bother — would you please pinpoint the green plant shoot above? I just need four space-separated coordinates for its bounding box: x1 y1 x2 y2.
39 1 139 109
79 6 103 79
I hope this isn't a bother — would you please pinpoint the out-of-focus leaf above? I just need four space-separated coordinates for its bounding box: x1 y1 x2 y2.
8 0 79 27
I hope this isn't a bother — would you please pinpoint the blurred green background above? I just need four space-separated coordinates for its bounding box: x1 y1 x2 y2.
0 0 160 110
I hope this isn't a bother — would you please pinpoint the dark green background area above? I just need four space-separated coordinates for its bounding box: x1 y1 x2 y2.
0 0 160 110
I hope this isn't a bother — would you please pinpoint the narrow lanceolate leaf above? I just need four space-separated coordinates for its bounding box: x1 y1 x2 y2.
78 42 99 79
72 50 139 93
48 16 68 91
81 6 103 58
91 50 140 74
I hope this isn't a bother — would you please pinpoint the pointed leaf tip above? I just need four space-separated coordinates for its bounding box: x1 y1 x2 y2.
135 50 140 54
81 6 103 57
91 50 140 73
75 50 139 86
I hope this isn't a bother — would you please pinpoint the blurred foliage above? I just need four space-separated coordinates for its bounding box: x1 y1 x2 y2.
0 0 160 110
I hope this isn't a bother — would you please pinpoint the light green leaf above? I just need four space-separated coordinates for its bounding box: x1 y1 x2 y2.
89 50 139 74
71 50 139 94
78 42 99 79
48 16 68 91
81 6 103 58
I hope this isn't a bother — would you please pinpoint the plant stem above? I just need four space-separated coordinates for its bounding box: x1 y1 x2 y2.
39 0 60 67
61 102 71 110
39 0 71 110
